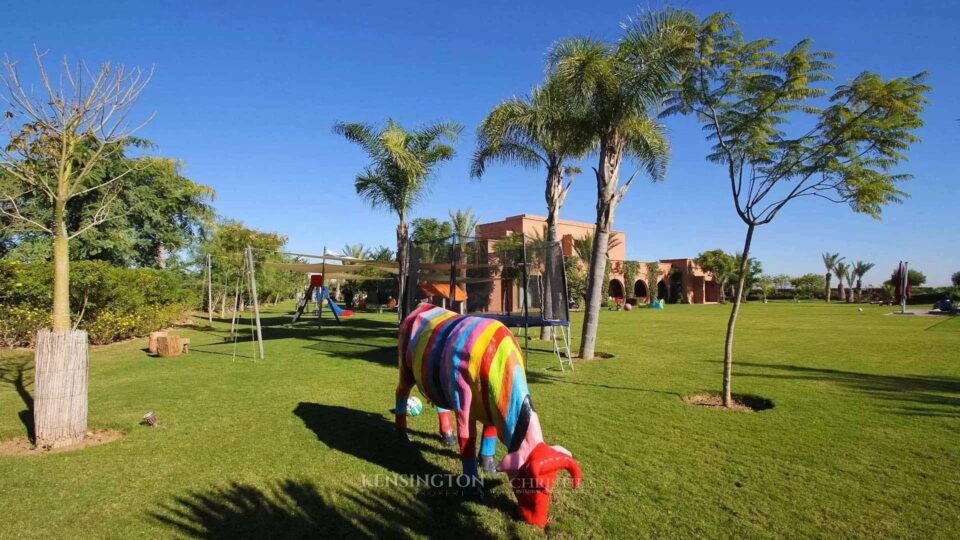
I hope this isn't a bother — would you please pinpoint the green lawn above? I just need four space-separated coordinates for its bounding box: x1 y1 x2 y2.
1 302 958 538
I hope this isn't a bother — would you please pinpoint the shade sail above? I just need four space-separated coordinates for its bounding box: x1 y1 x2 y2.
263 262 398 275
418 282 467 301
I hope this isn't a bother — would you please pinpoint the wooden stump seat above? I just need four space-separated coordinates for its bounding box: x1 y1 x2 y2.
148 331 168 354
156 335 184 358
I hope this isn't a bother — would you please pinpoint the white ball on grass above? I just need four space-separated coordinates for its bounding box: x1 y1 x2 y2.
406 396 423 416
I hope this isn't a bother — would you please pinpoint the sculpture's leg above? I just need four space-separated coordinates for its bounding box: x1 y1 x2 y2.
394 363 415 442
437 407 457 446
479 424 498 473
458 419 481 498
454 392 481 493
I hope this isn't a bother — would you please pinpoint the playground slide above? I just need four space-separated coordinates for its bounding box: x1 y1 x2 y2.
315 285 353 319
326 296 353 318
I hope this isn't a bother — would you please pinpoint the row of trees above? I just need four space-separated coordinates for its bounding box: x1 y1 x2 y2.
337 8 928 407
821 253 877 303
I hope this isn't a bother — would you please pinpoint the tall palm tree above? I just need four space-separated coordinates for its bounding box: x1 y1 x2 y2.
472 74 593 338
822 252 843 302
852 260 875 302
334 119 461 312
833 261 850 303
550 9 692 359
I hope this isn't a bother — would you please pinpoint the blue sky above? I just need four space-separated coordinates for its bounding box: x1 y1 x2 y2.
4 1 957 285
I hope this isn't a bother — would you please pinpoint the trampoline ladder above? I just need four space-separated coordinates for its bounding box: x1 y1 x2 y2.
553 324 574 372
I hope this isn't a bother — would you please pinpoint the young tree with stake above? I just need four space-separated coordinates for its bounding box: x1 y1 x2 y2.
668 13 929 407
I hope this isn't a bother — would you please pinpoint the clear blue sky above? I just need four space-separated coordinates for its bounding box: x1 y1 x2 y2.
4 1 957 285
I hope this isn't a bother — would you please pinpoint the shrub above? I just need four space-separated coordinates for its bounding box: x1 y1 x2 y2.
0 306 49 348
0 260 196 347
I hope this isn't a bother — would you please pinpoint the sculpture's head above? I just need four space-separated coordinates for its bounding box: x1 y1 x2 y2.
498 442 582 527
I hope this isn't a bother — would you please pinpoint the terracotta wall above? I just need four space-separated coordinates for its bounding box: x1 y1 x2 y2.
475 214 719 307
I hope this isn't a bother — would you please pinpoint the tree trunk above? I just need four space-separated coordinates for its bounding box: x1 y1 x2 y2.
33 329 88 448
856 279 862 303
722 223 756 408
579 131 623 360
837 282 845 303
52 201 71 332
220 288 228 318
156 243 167 269
825 273 832 302
540 165 562 341
206 254 213 324
396 218 409 320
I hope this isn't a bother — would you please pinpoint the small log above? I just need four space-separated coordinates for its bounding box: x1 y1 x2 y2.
148 331 168 354
156 335 183 358
34 329 89 448
181 338 191 354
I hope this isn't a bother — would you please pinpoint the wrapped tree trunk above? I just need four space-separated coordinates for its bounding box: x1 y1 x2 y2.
33 330 89 448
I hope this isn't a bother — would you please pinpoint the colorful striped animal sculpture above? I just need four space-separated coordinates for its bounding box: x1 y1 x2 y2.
396 303 581 527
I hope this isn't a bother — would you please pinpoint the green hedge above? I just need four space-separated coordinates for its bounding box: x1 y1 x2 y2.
0 260 196 346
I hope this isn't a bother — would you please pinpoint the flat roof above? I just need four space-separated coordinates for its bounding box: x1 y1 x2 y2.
480 213 624 234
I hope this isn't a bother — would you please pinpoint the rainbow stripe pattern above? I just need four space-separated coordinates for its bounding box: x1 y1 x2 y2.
399 304 534 452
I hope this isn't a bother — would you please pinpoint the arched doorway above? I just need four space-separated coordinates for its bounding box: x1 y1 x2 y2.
669 270 684 304
657 280 668 301
608 279 625 301
634 280 648 300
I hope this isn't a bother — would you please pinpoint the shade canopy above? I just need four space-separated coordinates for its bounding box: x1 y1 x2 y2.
418 282 467 301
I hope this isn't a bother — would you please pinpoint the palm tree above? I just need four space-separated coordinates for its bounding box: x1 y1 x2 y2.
472 74 593 338
334 119 461 312
550 9 692 359
852 261 875 302
572 234 622 268
846 267 857 303
447 208 480 313
341 243 368 260
833 261 850 303
448 207 479 249
822 252 843 302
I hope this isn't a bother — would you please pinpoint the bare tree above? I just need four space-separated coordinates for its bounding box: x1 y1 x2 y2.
0 49 152 447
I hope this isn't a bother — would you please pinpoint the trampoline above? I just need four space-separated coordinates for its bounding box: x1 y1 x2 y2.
405 233 574 371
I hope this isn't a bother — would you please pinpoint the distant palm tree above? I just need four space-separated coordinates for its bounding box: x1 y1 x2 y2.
341 243 368 260
448 207 480 250
334 119 461 310
846 266 857 303
448 208 480 313
367 245 395 262
573 234 622 268
472 74 593 338
833 261 850 303
852 261 875 302
822 252 843 302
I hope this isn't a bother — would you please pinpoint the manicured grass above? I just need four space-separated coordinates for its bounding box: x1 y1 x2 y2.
1 302 958 538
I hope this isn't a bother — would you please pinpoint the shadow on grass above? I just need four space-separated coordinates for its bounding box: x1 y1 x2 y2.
293 402 462 475
195 315 398 366
151 403 520 538
526 371 683 399
149 478 512 539
737 362 960 418
0 358 35 441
